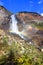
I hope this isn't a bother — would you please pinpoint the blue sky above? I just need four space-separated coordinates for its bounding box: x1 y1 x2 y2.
0 0 43 15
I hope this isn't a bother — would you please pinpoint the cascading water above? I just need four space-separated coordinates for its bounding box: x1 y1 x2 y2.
9 15 19 34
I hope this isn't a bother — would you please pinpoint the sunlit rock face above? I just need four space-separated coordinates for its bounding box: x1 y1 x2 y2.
16 12 43 24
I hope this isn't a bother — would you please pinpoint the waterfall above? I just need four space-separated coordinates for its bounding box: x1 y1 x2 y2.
9 14 19 34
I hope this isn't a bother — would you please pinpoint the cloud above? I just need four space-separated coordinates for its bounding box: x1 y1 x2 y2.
0 1 4 6
38 0 42 4
41 13 43 16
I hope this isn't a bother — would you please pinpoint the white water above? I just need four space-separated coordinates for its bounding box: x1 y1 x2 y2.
10 15 19 34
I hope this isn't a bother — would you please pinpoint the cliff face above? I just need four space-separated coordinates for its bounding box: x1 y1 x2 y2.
0 6 12 25
0 6 13 32
16 12 43 24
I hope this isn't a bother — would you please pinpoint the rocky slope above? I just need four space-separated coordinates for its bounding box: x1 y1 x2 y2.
0 6 12 24
0 6 43 65
0 6 12 32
